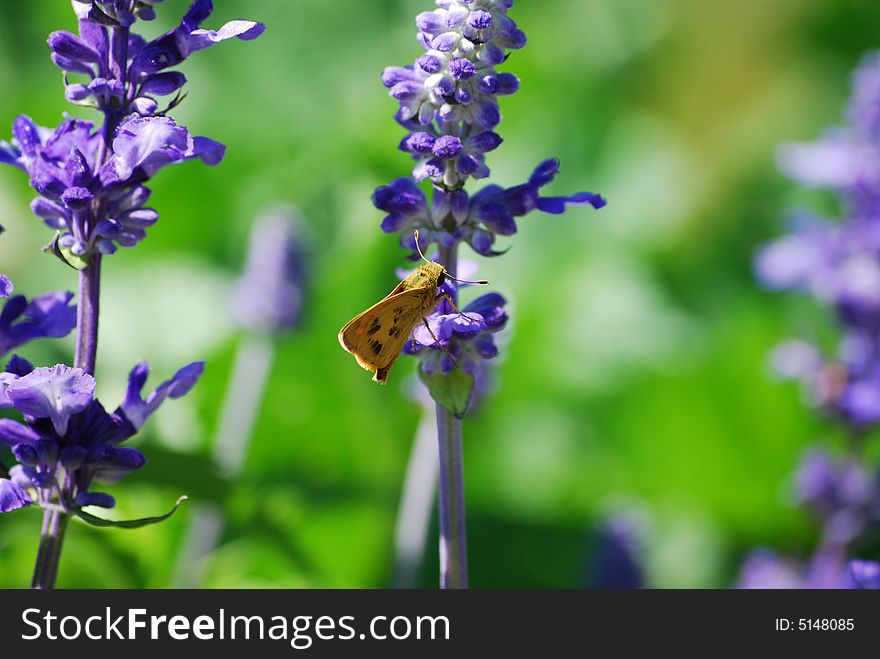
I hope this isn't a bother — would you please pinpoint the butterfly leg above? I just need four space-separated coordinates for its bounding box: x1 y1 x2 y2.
436 293 480 324
421 318 460 369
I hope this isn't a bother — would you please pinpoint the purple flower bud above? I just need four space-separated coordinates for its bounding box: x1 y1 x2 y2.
381 214 409 233
433 135 464 159
449 57 476 80
432 32 460 52
471 229 493 254
391 81 426 101
477 43 505 65
456 153 479 175
65 84 91 102
403 132 437 154
140 71 187 96
455 87 473 104
48 31 101 63
12 116 42 157
468 131 503 153
0 419 40 447
119 209 159 228
416 11 446 34
6 356 34 377
61 187 94 210
132 97 159 115
51 53 95 76
474 100 501 128
76 491 116 509
425 158 446 178
417 54 444 74
445 7 469 29
12 444 39 467
495 72 520 95
468 10 494 30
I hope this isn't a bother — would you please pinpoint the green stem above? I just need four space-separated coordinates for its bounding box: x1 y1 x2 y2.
31 508 71 589
435 243 468 589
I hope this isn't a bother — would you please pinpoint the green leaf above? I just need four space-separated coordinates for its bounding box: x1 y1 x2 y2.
420 367 475 418
45 231 88 270
75 495 189 529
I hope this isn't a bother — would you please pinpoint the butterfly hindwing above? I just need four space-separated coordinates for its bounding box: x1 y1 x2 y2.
339 287 435 383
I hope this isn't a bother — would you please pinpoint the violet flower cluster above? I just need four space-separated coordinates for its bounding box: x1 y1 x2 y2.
0 358 203 514
746 52 880 588
375 0 605 394
0 0 262 258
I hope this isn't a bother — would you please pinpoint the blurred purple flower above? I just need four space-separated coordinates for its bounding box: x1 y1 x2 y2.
738 548 857 589
0 276 12 298
850 559 880 588
589 515 645 589
779 53 880 218
231 207 309 335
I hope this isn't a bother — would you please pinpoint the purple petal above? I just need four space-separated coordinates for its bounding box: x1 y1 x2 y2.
48 30 101 63
190 136 226 166
536 191 607 214
139 71 187 96
179 20 266 58
12 115 43 157
0 478 33 513
91 446 147 484
75 491 116 509
0 419 42 446
120 360 204 430
111 116 192 180
0 276 12 298
5 365 95 436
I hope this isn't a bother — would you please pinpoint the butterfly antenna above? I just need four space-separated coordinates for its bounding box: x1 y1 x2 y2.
412 229 489 285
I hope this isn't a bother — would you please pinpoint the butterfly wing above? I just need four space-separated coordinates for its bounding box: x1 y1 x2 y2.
338 288 433 384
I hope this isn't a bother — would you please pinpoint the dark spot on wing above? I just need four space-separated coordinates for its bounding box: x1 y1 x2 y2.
388 326 401 338
367 320 382 336
371 340 383 355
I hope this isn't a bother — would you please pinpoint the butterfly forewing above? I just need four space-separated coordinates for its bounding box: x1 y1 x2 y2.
338 263 443 383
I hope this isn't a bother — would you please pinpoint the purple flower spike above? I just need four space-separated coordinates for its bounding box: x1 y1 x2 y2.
231 207 310 334
120 360 205 430
6 365 95 436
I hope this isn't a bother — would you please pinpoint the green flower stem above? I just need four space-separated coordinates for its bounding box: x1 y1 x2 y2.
435 242 468 589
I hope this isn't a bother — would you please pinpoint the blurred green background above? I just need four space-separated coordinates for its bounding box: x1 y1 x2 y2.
1 0 877 588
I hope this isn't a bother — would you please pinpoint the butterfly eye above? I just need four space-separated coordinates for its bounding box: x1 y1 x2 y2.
437 272 446 287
